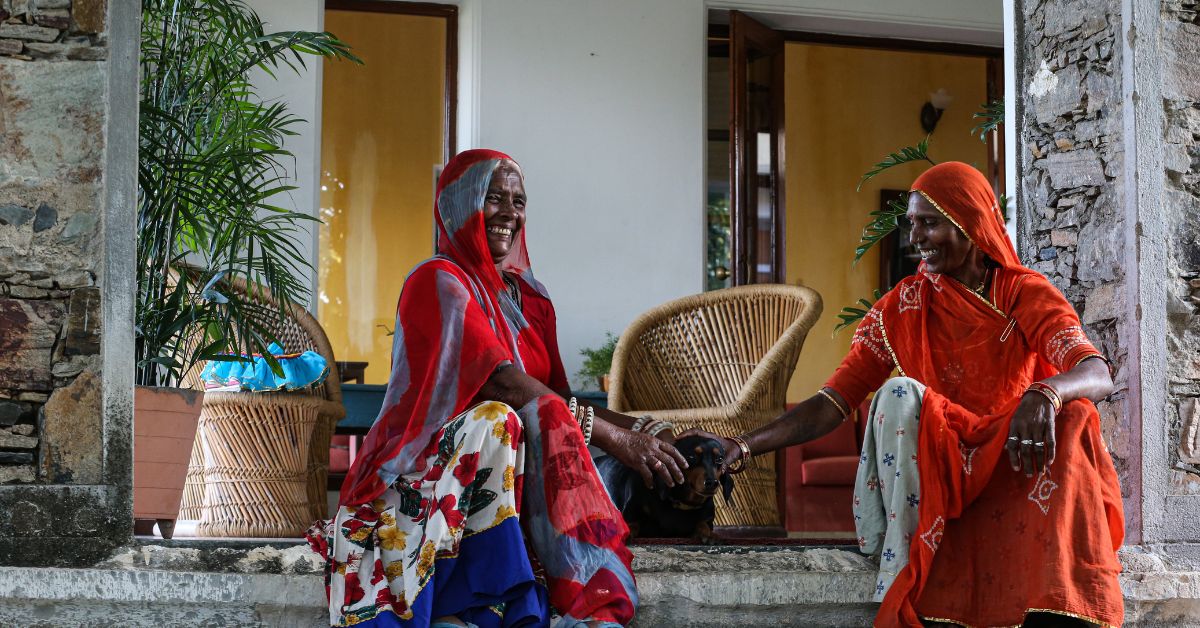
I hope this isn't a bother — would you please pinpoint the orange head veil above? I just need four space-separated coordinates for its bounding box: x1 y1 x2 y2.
909 162 1027 273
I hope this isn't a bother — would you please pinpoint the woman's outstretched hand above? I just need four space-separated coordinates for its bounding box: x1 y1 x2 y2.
676 428 740 473
1005 392 1056 477
608 428 688 489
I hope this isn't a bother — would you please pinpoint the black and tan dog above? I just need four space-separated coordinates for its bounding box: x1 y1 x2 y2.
596 434 734 543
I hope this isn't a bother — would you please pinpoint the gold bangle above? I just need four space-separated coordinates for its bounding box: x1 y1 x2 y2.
728 435 752 474
816 388 850 420
1026 381 1062 414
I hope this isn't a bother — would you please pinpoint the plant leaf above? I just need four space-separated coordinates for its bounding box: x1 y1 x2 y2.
858 136 936 191
833 289 884 335
854 197 908 263
971 99 1005 142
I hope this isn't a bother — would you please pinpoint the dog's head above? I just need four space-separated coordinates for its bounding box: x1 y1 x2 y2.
664 434 734 508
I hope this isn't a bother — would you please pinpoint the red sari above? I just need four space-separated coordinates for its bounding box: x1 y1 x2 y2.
330 150 635 626
827 162 1124 626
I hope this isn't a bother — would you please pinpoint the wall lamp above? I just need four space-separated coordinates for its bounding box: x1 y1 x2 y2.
920 88 953 134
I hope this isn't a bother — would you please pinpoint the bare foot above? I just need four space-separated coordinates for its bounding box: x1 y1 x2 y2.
432 617 468 627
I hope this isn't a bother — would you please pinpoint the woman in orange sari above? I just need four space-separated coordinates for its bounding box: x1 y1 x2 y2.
692 162 1124 627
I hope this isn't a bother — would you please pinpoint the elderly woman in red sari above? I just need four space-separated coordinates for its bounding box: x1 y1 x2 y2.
693 162 1124 627
310 150 688 628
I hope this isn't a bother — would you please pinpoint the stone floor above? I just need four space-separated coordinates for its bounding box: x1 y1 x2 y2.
0 541 1198 626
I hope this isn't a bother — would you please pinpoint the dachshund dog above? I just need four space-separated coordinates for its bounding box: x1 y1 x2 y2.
596 434 734 543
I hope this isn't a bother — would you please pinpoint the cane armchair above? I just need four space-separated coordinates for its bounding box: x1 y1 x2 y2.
607 284 822 528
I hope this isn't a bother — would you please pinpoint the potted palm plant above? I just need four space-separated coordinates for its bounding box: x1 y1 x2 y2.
134 0 358 538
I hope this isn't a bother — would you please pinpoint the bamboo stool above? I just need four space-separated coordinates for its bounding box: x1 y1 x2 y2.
178 439 205 521
608 284 822 529
196 392 319 537
181 277 344 536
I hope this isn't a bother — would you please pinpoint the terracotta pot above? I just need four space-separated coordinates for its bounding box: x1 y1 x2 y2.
134 385 203 539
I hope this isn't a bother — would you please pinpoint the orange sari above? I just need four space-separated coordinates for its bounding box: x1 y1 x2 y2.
827 162 1124 626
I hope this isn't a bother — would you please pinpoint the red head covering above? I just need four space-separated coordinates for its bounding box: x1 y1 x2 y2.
339 150 539 505
910 161 1024 272
434 149 546 303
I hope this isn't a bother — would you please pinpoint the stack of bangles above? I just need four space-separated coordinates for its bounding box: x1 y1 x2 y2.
629 415 676 439
567 397 596 445
727 435 752 474
1026 381 1063 413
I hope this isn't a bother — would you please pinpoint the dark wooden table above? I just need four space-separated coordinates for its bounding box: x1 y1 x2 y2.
336 361 368 384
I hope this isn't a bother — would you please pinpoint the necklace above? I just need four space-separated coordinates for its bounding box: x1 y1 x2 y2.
502 273 522 307
973 268 990 294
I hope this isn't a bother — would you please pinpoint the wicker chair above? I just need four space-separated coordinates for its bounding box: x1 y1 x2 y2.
607 284 822 528
180 280 344 537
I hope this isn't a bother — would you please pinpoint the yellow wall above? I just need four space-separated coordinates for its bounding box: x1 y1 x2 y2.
319 11 445 385
783 43 988 402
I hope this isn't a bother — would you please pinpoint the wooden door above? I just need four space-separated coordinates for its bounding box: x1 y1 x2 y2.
729 11 785 285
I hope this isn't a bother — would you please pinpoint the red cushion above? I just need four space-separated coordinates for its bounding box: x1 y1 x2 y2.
798 418 857 459
800 455 859 486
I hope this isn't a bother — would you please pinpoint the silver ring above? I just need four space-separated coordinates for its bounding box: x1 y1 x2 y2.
1020 439 1034 445
1007 436 1019 442
1034 442 1046 447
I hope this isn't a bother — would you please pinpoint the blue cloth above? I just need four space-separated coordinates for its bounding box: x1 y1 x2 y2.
352 517 548 628
200 342 329 392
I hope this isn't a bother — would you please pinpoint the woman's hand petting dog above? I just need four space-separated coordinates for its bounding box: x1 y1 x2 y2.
606 427 688 488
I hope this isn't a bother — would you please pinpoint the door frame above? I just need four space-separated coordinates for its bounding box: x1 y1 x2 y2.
325 0 458 161
729 11 786 286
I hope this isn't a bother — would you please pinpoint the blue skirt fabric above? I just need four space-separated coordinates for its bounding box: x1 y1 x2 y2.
353 517 547 628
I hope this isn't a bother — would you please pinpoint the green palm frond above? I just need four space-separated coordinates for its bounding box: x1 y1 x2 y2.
854 197 907 263
857 136 936 191
972 99 1004 142
997 192 1011 221
834 289 884 335
136 0 362 387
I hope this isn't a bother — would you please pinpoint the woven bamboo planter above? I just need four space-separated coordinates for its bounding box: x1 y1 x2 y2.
196 392 320 537
608 284 822 529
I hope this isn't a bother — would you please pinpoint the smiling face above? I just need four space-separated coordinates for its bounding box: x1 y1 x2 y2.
482 160 526 264
906 191 978 280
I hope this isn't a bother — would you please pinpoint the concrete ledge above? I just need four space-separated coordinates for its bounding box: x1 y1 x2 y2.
0 543 1198 626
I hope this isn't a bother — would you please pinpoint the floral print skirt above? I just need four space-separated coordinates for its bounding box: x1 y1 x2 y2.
310 401 547 627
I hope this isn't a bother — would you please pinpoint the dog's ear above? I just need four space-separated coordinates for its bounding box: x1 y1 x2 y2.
720 473 734 506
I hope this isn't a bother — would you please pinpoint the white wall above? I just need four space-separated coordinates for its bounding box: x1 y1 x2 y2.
470 0 708 387
251 0 1002 388
246 0 324 311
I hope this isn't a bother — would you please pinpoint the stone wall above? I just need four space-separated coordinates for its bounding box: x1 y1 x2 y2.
1017 0 1134 494
1162 1 1200 493
0 0 106 486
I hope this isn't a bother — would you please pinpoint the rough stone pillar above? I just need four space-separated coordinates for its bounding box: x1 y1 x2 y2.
0 0 137 565
1016 0 1200 543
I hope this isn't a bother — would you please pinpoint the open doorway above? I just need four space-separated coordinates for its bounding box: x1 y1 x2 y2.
707 9 1003 539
